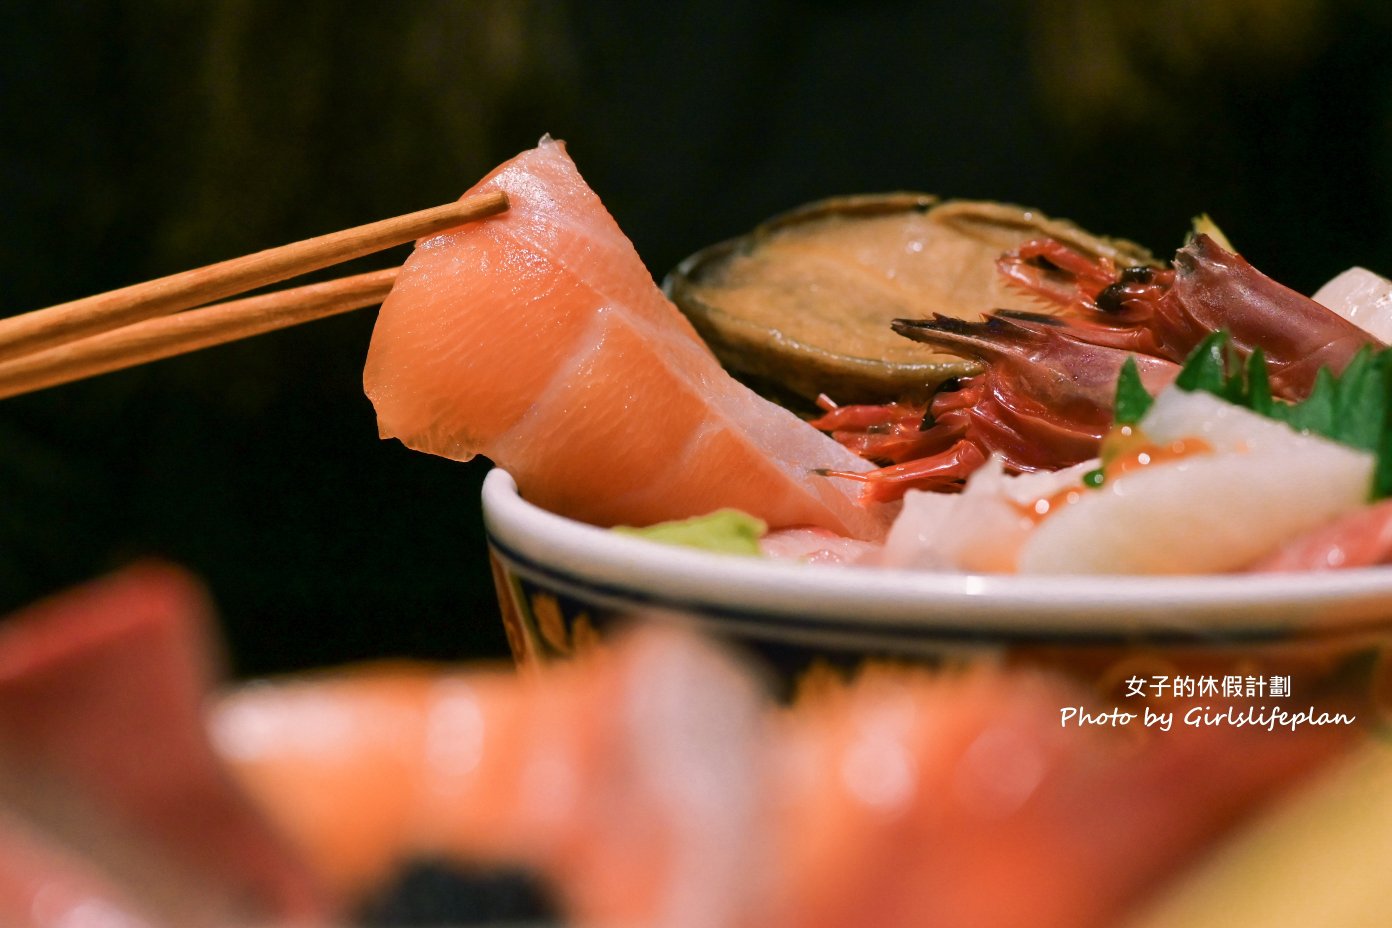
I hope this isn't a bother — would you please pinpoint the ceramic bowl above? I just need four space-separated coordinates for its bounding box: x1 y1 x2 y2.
480 468 1392 686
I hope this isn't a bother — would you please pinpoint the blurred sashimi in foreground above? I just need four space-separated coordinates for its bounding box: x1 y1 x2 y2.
363 137 887 540
0 564 329 926
0 563 1372 928
216 626 1356 928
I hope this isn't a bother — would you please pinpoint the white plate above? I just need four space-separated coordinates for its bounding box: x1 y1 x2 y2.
482 469 1392 651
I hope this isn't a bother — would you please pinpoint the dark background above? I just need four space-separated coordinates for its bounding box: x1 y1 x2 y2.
1 0 1390 677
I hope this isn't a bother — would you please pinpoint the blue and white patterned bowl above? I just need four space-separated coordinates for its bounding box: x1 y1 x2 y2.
481 468 1392 680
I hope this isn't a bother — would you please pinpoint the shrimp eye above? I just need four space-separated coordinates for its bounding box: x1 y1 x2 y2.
1095 282 1130 313
1120 266 1154 284
935 377 963 394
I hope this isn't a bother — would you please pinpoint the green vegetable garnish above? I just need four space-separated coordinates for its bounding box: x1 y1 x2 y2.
1191 214 1236 252
1114 357 1154 425
1114 333 1392 497
613 508 768 556
1172 331 1232 396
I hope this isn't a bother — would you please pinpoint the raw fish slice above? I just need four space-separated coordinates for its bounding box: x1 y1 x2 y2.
1017 391 1375 574
1313 266 1392 343
213 626 1353 928
364 138 884 538
759 527 880 564
877 458 1097 572
0 808 162 928
772 664 1350 928
0 563 328 923
214 627 771 925
1248 499 1392 572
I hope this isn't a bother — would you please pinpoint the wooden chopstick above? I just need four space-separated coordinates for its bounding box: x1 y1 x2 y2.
0 190 508 364
0 267 399 400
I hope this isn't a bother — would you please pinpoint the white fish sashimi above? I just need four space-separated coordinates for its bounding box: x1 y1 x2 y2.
1139 386 1333 453
1313 267 1392 344
1017 391 1375 575
759 528 881 565
876 459 1098 573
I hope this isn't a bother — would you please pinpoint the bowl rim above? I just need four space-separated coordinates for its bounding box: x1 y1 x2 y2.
480 468 1392 644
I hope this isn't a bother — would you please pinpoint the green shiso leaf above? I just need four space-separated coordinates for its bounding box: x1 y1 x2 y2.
1328 348 1388 452
613 508 768 556
1246 348 1273 416
1163 333 1392 498
1379 416 1392 499
1174 331 1229 395
1282 367 1338 436
1114 357 1153 425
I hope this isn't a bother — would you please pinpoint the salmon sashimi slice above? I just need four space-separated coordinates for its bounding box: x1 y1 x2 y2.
363 137 886 539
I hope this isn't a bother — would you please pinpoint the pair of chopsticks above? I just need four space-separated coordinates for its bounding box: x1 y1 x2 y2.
0 190 509 400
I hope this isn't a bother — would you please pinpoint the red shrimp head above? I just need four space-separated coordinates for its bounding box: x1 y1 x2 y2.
816 312 1178 501
997 234 1386 399
1167 234 1384 397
